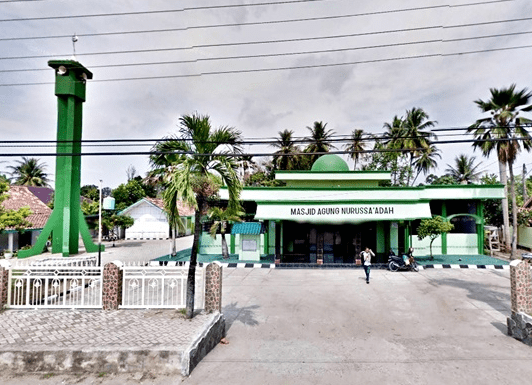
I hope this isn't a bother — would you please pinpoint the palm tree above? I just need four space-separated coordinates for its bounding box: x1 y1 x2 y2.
304 121 336 165
8 157 50 187
150 113 242 318
344 129 367 170
383 115 406 150
272 129 301 171
208 207 243 259
402 108 437 185
413 145 441 185
445 154 483 184
469 84 532 257
382 109 437 185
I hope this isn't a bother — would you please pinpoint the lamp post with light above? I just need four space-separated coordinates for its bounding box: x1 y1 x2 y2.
98 184 115 266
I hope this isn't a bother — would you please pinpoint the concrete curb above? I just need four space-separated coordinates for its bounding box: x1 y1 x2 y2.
181 312 226 376
276 263 510 270
0 311 226 378
0 348 183 375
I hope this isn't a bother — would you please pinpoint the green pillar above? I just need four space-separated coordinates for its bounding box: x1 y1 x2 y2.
18 60 100 258
230 234 235 254
376 222 385 255
441 201 448 255
404 222 410 251
477 201 485 255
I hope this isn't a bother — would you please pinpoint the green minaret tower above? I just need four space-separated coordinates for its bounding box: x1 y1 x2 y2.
19 60 102 257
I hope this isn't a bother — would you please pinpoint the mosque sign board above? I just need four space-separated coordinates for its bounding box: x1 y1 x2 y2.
255 203 431 223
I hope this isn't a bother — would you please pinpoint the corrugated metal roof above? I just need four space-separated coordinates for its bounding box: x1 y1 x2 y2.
231 222 264 235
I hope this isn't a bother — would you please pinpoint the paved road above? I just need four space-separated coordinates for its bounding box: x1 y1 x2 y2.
185 268 531 385
1 265 531 384
98 236 193 265
13 237 194 266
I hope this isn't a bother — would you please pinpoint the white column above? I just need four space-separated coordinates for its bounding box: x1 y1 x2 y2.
8 232 14 251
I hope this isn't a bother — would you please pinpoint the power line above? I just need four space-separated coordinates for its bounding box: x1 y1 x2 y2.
0 0 510 23
5 28 532 74
0 0 515 41
0 137 530 157
3 42 532 87
0 0 332 22
0 37 444 70
0 123 520 146
0 30 443 60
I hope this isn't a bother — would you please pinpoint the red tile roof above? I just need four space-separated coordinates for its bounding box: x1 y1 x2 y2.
2 186 52 230
145 197 195 216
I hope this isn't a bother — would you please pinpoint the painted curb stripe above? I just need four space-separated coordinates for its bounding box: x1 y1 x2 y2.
150 262 509 269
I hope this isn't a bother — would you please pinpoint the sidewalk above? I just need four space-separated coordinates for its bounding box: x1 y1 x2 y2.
0 236 224 379
0 309 224 377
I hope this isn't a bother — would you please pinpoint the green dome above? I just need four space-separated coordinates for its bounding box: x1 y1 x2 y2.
311 154 349 172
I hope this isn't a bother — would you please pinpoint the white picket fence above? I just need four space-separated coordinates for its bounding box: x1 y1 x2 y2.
6 259 102 309
120 261 205 310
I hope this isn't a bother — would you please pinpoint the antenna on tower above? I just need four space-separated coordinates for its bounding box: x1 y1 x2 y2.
72 34 78 60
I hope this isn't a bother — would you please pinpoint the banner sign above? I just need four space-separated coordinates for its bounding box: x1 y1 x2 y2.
256 203 431 223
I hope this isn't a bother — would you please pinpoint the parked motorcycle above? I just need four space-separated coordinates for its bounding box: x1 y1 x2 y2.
388 248 419 272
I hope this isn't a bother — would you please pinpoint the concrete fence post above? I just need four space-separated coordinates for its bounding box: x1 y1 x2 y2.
102 261 123 310
204 262 222 313
0 261 10 310
510 259 532 314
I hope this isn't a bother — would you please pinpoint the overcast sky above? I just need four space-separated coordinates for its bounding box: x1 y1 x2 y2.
1 0 531 189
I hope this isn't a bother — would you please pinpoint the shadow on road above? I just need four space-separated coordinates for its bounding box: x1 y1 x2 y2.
430 277 510 317
491 321 508 335
223 302 260 330
106 241 145 248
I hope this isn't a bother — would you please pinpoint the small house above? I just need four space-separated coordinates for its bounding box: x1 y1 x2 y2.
119 197 194 240
0 186 53 252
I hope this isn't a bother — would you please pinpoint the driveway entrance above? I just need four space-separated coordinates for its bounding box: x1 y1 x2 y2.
185 268 532 385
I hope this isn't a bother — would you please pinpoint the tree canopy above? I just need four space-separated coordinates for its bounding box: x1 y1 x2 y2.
7 157 50 187
417 216 454 259
0 182 33 233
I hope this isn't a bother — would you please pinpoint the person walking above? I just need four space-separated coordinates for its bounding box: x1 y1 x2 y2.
361 247 375 284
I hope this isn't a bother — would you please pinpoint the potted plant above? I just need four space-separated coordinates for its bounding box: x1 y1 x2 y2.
3 249 13 259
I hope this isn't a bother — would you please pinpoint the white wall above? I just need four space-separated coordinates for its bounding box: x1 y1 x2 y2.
447 234 478 255
412 236 442 256
125 202 169 239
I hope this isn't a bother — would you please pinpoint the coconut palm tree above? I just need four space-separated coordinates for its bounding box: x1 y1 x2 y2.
468 84 532 257
149 113 242 318
8 157 50 187
382 109 437 185
208 207 243 259
413 145 441 185
445 154 483 184
402 107 437 185
344 129 367 170
383 115 406 150
304 121 336 166
272 129 301 171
